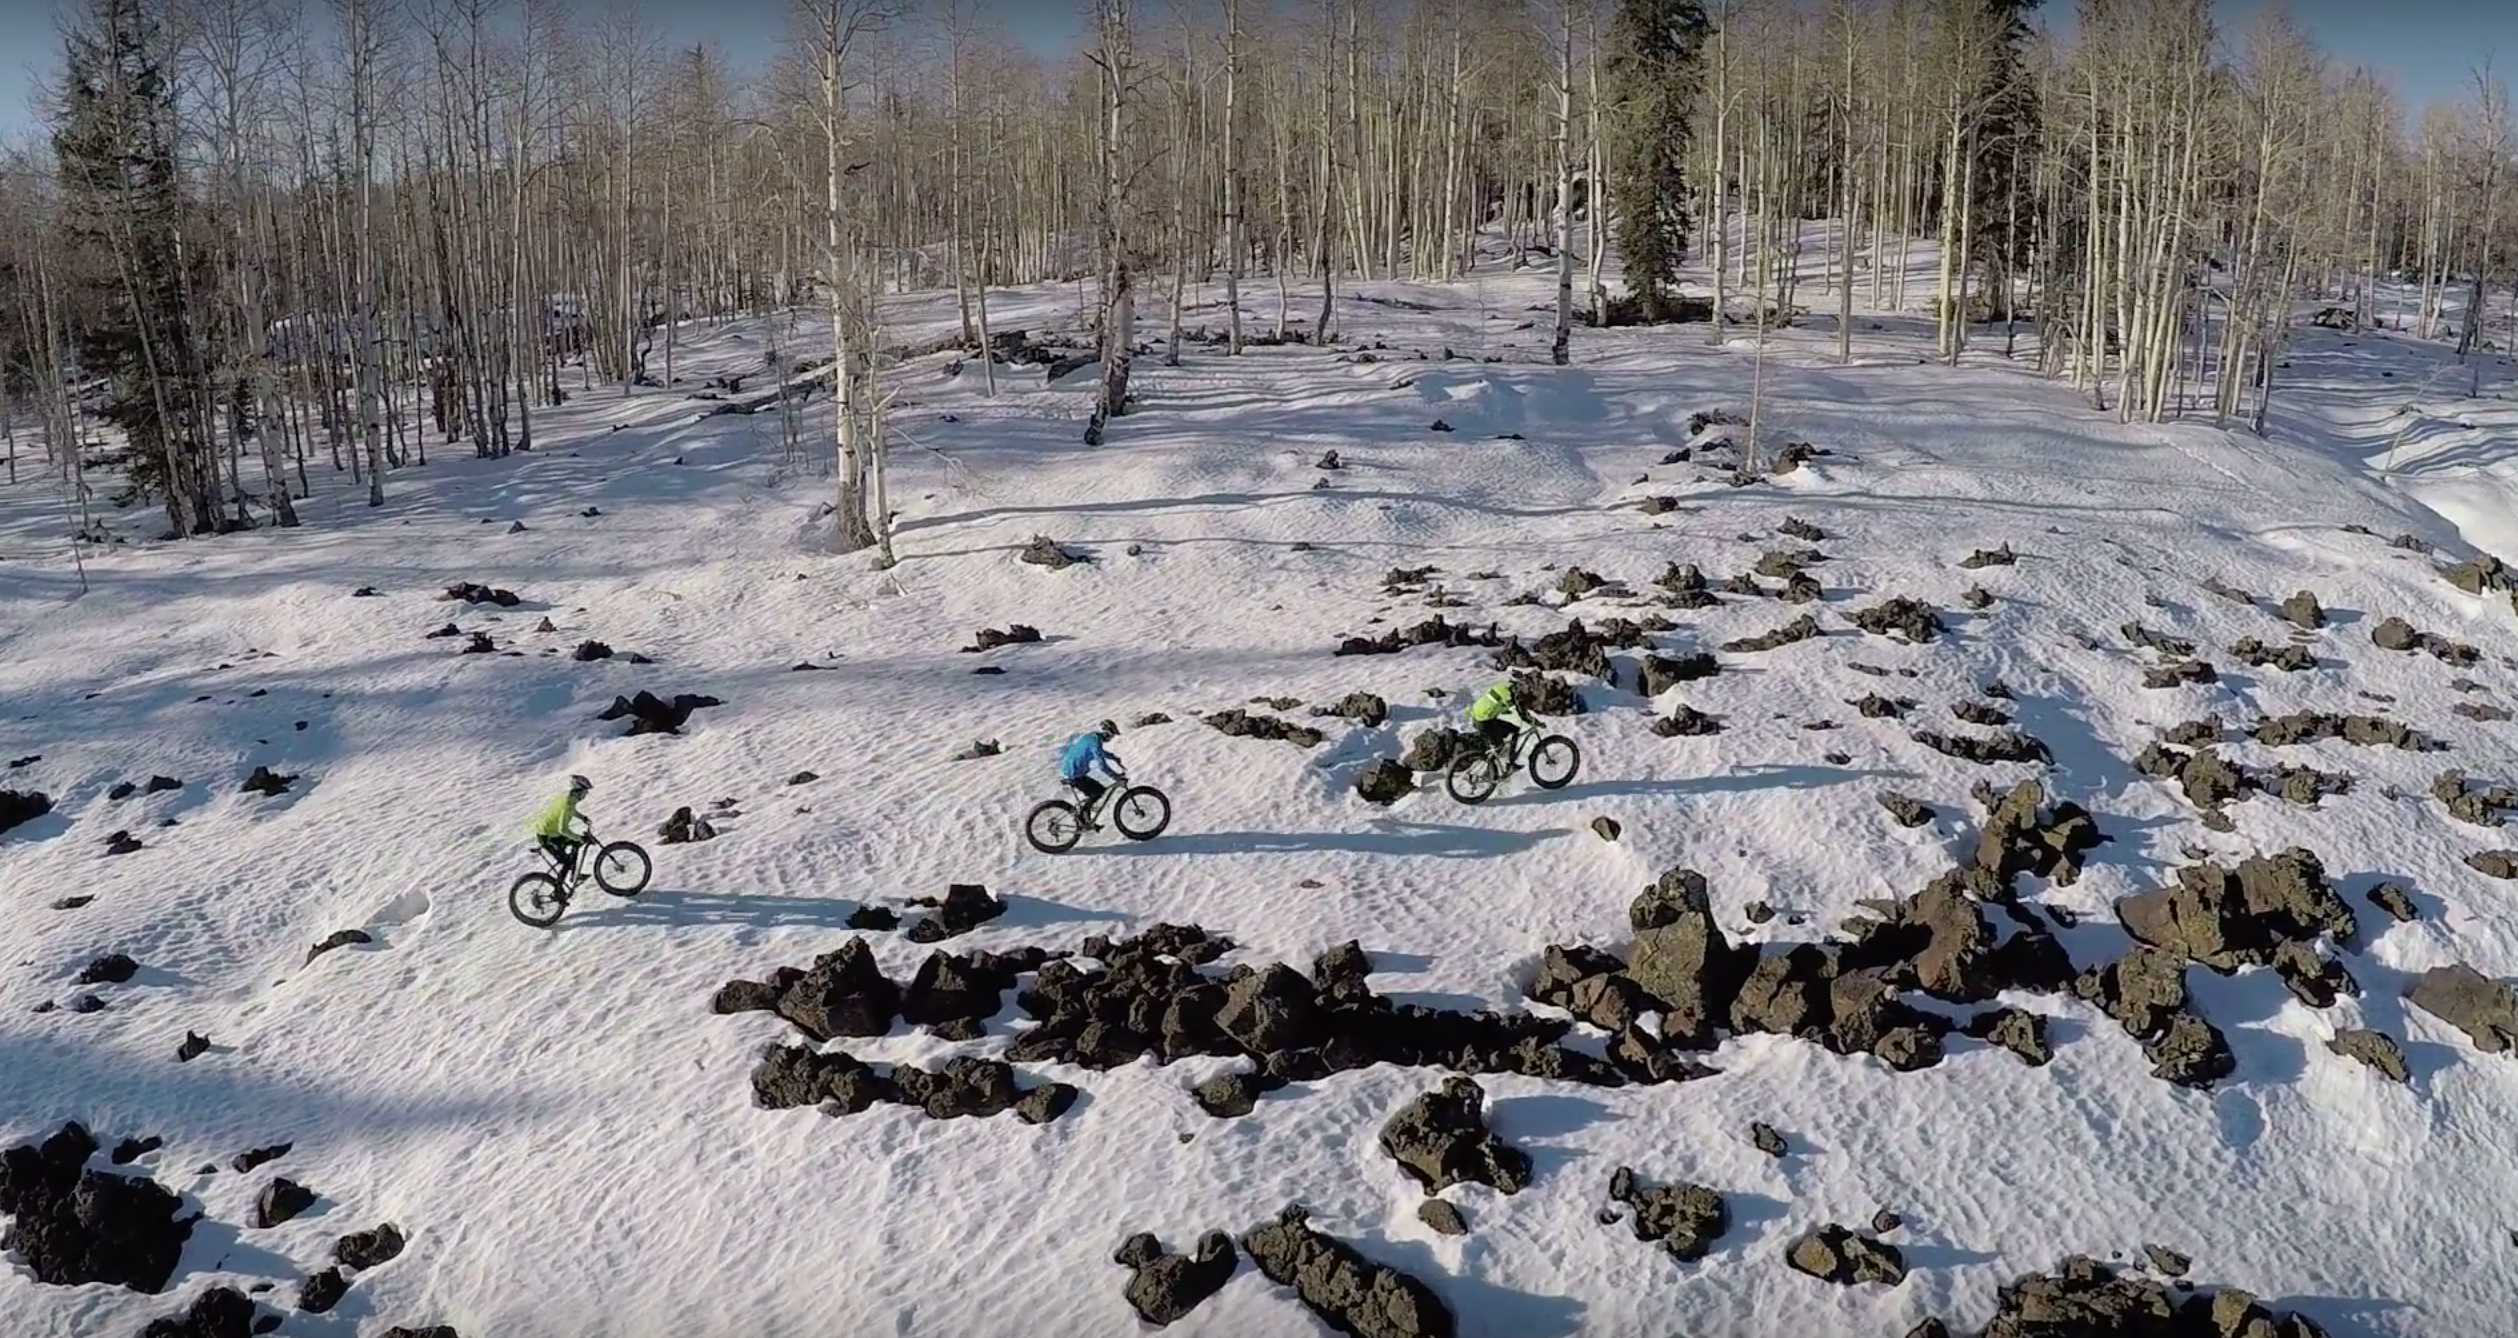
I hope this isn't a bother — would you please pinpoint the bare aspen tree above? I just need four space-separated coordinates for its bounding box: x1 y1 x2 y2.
1084 0 1137 447
1540 0 1576 365
1222 0 1244 354
797 0 893 553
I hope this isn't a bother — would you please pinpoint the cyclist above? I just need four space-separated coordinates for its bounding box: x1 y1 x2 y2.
1467 681 1535 764
1058 720 1125 828
532 774 596 875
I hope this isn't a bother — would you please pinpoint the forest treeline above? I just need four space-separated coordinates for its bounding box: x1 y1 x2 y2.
0 0 2508 552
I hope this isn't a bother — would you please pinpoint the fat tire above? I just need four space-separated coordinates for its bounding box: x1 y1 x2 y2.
1446 753 1503 805
508 872 568 928
1025 800 1084 854
594 840 652 896
1113 786 1172 841
1530 735 1581 790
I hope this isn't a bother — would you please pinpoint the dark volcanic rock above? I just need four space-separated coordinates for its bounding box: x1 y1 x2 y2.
595 689 723 737
1378 1077 1531 1196
1640 653 1720 695
75 952 140 985
1785 1224 1906 1286
2327 1027 2411 1083
906 883 1007 943
2253 710 2435 752
1722 613 1822 653
1334 615 1505 658
1240 1206 1455 1338
1963 1007 2053 1066
1399 727 1479 773
333 1222 406 1271
0 1122 192 1292
0 787 54 837
2406 963 2518 1053
962 624 1043 653
252 1178 317 1229
297 1268 348 1314
2366 882 2421 923
240 767 295 796
1913 729 2052 766
230 1144 290 1174
2141 1011 2236 1087
1850 597 1943 643
1318 691 1390 727
1020 535 1086 568
771 938 899 1040
1355 759 1416 806
1625 868 1747 1048
657 806 718 845
1652 702 1723 736
1605 1166 1728 1262
749 1043 893 1113
1878 792 1935 828
440 582 519 606
138 1285 257 1338
305 929 373 963
1749 1122 1788 1157
1114 1230 1238 1326
1959 1256 2335 1338
1416 1200 1467 1236
2115 847 2355 971
1205 708 1326 748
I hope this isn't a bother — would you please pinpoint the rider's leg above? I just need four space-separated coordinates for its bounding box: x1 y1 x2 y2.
1072 776 1109 827
1476 717 1517 757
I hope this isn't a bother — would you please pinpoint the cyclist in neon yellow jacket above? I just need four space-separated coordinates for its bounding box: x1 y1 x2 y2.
1467 681 1535 759
531 774 595 872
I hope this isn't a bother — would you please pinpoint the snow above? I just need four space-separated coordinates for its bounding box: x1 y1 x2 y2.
6 266 2518 1338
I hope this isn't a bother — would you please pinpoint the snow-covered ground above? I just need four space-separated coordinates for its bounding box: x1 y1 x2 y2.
6 263 2518 1338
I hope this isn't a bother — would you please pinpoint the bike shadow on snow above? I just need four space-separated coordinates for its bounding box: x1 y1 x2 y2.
1073 819 1573 860
552 887 1138 935
1482 763 1916 808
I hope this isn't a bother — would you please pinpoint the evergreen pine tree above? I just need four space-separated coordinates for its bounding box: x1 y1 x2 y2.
51 0 216 536
1604 0 1711 323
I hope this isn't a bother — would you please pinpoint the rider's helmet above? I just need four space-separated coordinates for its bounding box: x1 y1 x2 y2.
568 773 594 797
1097 719 1120 740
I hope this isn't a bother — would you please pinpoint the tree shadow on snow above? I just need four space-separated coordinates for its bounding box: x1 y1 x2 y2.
1077 820 1572 861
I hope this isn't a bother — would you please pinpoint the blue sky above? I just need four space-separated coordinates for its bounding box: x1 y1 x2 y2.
0 0 1085 145
0 0 2509 146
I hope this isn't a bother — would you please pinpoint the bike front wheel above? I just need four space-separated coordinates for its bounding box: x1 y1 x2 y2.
1025 800 1084 854
1113 786 1172 841
1446 752 1503 804
593 841 652 896
508 872 568 928
1529 735 1581 790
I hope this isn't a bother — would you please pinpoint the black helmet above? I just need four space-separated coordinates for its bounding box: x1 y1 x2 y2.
1097 719 1119 739
568 774 593 797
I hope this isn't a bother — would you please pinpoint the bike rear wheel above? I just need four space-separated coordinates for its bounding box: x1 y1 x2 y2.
508 872 568 928
1530 735 1581 790
1446 752 1503 804
1025 800 1084 854
1113 786 1172 841
594 841 652 896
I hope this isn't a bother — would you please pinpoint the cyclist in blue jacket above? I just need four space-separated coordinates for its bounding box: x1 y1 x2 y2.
1058 720 1125 827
